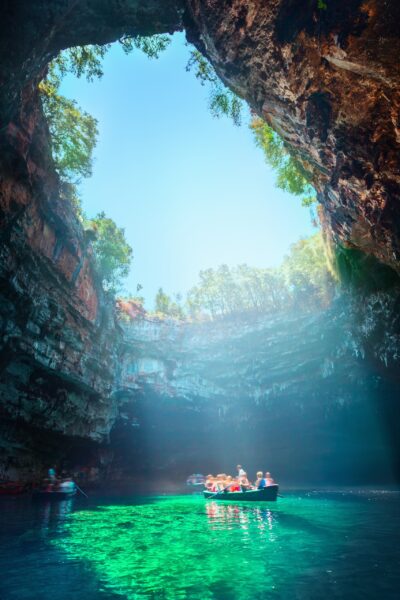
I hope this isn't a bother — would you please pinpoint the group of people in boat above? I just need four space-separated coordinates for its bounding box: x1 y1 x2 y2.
205 465 275 493
43 466 76 493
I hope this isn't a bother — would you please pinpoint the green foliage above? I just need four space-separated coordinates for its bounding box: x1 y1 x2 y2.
154 288 185 319
317 0 328 10
40 35 171 193
187 264 288 319
251 118 316 207
41 81 98 183
282 233 334 306
334 246 400 292
50 45 109 82
186 50 243 126
185 236 334 319
85 212 133 293
119 35 171 59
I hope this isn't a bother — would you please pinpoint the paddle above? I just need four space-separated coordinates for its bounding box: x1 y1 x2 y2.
207 482 235 497
75 483 88 498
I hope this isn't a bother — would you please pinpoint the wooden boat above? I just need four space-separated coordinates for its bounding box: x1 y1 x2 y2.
204 485 279 502
32 489 77 501
0 481 27 496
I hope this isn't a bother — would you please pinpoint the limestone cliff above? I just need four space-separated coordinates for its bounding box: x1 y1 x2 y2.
0 96 121 478
113 300 400 484
186 0 400 270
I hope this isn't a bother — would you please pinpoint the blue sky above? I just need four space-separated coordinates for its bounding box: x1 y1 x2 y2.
61 33 315 308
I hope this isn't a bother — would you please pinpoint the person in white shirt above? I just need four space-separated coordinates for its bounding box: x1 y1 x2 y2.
59 478 76 492
237 465 246 479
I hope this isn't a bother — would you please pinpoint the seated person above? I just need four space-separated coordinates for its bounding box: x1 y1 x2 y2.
59 477 76 492
210 476 223 492
205 475 214 490
224 475 236 491
230 477 241 492
264 472 275 486
240 472 252 491
216 476 226 491
210 478 218 492
255 471 267 489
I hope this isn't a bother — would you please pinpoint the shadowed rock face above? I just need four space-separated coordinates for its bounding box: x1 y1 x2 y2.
108 305 400 485
0 1 400 476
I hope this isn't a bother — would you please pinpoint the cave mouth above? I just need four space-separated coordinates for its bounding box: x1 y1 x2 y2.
55 32 317 311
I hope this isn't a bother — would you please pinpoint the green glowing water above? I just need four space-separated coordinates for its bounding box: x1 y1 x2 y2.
49 492 400 599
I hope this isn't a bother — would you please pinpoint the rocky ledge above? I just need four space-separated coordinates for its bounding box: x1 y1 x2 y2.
113 297 400 484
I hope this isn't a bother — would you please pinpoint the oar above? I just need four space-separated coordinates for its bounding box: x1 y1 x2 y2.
75 483 88 498
207 483 232 498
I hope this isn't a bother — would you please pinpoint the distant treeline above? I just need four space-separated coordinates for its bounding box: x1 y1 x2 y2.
121 232 336 322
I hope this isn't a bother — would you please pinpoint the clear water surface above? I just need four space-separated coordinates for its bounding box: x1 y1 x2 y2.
0 490 399 599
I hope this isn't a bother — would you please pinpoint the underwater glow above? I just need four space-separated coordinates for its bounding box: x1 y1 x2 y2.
50 493 400 599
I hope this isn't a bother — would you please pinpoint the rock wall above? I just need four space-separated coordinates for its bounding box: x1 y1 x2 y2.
0 95 121 479
185 0 400 270
114 302 400 485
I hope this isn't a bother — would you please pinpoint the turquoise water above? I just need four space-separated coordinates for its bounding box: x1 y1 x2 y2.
0 490 399 599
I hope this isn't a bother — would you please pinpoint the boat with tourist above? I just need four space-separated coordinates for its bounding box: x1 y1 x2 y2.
32 473 80 501
32 485 77 501
203 484 279 502
203 468 279 501
0 481 28 496
32 488 77 501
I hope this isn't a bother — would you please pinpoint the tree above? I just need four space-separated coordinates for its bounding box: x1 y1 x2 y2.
154 288 185 319
86 212 133 293
155 288 171 314
184 234 334 319
186 49 243 126
282 232 334 307
250 117 316 207
39 35 171 206
41 84 98 183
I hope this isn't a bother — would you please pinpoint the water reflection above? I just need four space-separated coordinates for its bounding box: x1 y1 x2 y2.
38 499 74 536
205 501 276 540
1 493 397 600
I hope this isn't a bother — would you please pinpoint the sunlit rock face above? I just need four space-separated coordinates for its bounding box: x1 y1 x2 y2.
0 97 121 477
115 303 400 485
185 0 400 270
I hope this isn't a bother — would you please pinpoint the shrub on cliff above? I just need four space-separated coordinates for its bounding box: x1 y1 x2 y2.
250 118 316 207
282 233 335 307
39 36 171 210
86 212 133 294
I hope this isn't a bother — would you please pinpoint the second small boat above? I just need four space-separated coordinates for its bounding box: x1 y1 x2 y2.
32 489 77 501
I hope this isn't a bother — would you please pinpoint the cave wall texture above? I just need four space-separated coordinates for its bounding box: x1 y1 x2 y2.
0 1 400 481
109 305 400 485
